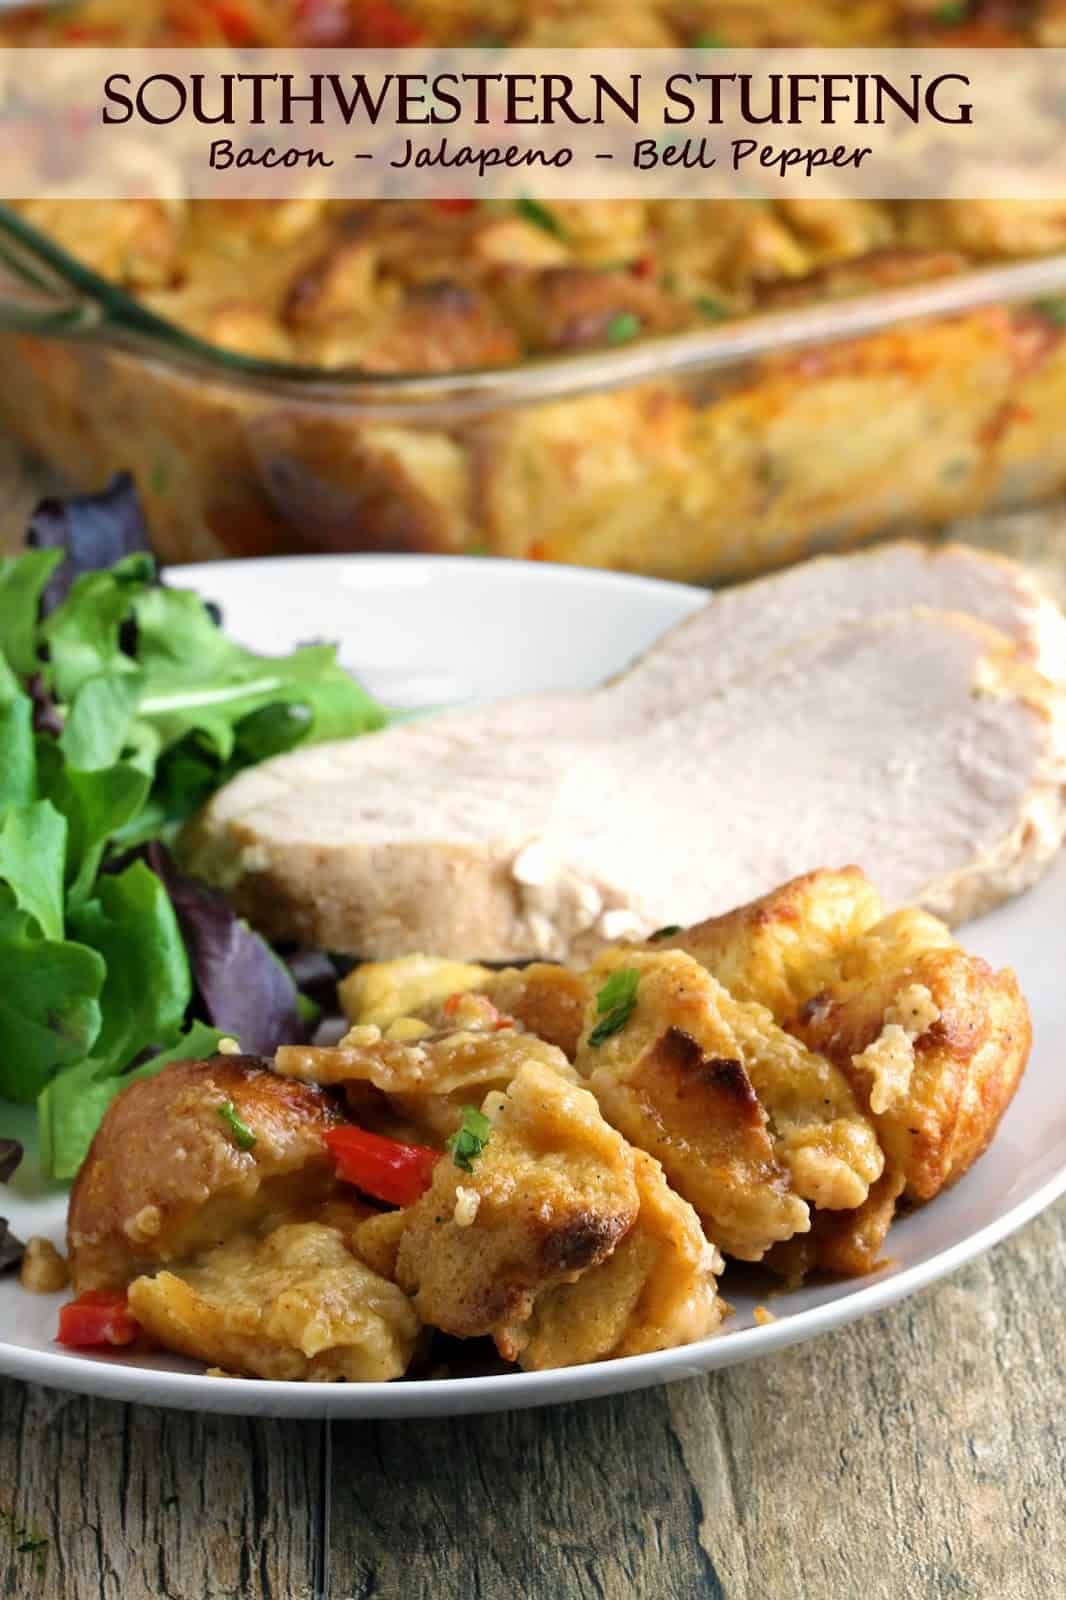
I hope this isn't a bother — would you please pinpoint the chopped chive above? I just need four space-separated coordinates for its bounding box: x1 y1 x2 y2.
218 1100 256 1151
693 30 728 47
446 1105 492 1173
588 967 640 1046
605 312 642 346
515 198 567 239
650 925 682 940
931 1 968 21
696 297 728 321
1033 297 1066 326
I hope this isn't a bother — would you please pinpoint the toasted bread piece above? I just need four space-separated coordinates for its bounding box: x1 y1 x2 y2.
790 908 1031 1201
576 949 810 1260
641 867 884 1017
480 964 591 1059
578 947 883 1254
392 1060 640 1360
341 957 592 1062
514 1149 725 1370
339 954 491 1030
127 1221 420 1382
715 991 884 1212
185 597 1066 962
275 1027 574 1145
67 1056 343 1293
764 1169 907 1285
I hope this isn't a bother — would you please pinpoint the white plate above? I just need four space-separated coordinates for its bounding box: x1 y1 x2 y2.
2 554 1064 1419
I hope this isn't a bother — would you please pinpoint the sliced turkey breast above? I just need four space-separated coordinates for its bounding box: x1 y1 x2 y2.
185 601 1066 962
385 540 1066 749
621 539 1066 709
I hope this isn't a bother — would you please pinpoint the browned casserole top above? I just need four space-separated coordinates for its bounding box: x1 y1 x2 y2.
6 0 1066 371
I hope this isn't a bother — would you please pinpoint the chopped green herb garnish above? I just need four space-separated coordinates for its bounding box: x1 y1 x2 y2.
218 1100 256 1151
588 967 640 1046
605 312 642 346
446 1105 492 1173
650 925 682 941
696 297 728 321
1033 297 1066 326
515 198 567 239
931 0 968 21
693 31 728 47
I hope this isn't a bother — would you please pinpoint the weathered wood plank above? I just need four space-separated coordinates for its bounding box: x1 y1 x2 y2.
328 1197 1066 1600
0 1385 325 1600
671 1196 1066 1600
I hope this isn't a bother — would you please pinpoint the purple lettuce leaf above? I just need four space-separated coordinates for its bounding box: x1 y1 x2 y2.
0 1139 23 1183
143 843 306 1055
26 673 62 738
0 1218 25 1273
26 473 155 616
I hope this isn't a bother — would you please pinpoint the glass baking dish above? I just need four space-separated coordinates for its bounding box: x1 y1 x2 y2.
3 203 1066 581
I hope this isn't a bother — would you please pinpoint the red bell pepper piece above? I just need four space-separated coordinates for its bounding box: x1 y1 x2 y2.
209 2 257 44
432 198 476 214
57 1291 141 1349
323 1125 438 1207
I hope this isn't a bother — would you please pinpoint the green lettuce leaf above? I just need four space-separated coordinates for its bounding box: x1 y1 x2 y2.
0 549 61 676
40 555 153 700
1 487 388 1182
0 666 35 810
38 1020 228 1182
0 892 104 1103
59 674 141 771
66 860 190 1074
0 800 67 941
37 741 152 908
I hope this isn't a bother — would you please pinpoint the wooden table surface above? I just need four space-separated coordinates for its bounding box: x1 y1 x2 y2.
3 440 1066 1600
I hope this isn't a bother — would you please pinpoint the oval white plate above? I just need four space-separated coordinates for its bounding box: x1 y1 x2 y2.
2 554 1064 1419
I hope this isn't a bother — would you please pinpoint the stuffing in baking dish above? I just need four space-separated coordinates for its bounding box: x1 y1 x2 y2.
55 868 1029 1379
7 0 1066 371
5 1 1066 580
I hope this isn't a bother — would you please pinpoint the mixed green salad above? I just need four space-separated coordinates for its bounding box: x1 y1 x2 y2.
0 476 386 1184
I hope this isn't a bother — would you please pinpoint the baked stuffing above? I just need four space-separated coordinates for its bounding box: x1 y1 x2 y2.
60 866 1030 1379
